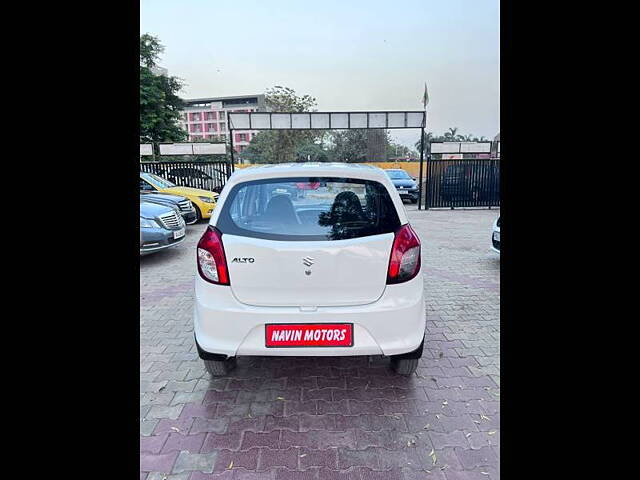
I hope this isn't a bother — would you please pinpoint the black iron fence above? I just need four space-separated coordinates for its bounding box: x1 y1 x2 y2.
140 161 233 193
423 158 500 209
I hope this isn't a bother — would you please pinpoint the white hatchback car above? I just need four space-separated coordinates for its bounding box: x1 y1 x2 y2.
194 163 426 376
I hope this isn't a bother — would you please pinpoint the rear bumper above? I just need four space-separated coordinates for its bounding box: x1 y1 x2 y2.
194 273 425 358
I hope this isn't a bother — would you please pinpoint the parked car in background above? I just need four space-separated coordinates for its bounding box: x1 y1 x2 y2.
140 191 197 225
163 166 216 192
194 163 425 376
384 169 419 203
440 163 500 202
140 172 218 221
491 216 500 254
140 201 187 255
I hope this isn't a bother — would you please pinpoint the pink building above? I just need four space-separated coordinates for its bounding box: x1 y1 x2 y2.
179 94 266 152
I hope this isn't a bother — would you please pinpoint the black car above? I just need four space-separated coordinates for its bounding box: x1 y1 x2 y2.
384 169 419 203
440 163 500 202
139 191 197 225
162 166 228 193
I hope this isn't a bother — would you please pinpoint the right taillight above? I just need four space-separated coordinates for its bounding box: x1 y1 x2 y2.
197 226 230 285
387 224 421 284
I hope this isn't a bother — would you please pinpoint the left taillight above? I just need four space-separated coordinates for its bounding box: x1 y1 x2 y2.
197 226 230 285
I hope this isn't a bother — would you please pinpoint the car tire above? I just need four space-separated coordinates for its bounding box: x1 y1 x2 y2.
411 198 418 204
390 339 423 375
203 358 236 377
193 205 202 222
390 357 419 375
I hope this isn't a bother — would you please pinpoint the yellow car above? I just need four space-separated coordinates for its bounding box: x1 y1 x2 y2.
140 171 219 221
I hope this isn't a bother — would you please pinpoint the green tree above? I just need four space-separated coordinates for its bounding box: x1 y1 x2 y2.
328 130 369 162
414 129 488 151
140 34 187 145
266 85 317 111
415 131 439 152
296 141 330 162
444 127 459 141
241 86 319 163
240 131 276 163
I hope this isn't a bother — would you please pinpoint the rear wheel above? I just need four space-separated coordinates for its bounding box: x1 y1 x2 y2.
203 358 236 377
390 339 423 375
390 357 419 375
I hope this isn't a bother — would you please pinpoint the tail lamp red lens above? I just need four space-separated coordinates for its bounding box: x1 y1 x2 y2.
197 226 230 285
387 224 421 284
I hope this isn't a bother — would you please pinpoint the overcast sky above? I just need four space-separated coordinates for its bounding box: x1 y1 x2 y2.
141 0 499 149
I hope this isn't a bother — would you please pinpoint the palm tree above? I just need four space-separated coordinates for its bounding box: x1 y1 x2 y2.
414 131 435 151
443 127 460 142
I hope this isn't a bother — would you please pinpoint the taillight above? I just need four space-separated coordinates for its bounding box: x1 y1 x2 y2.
387 224 421 284
197 226 230 285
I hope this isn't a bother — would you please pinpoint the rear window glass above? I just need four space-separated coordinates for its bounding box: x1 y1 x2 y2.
385 170 411 179
217 177 401 241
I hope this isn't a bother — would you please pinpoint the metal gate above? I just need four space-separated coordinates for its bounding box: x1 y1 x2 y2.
423 158 500 209
140 161 233 193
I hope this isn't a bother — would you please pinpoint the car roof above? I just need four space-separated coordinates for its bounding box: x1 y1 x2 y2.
228 163 387 183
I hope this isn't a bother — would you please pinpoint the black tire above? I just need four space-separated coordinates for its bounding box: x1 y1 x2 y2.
390 339 423 375
203 357 236 377
193 204 202 222
411 198 418 204
390 357 419 375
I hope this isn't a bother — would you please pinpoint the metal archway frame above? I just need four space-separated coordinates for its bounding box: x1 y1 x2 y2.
228 110 427 208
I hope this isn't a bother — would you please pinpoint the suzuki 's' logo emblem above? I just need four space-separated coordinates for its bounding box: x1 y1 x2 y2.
303 256 314 275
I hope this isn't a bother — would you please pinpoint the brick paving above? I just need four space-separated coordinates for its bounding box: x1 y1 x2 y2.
140 206 500 479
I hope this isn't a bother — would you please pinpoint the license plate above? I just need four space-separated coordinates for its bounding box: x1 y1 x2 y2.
493 231 500 242
265 323 353 347
173 228 185 239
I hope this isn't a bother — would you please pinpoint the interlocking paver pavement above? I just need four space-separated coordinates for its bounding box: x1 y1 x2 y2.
140 206 500 479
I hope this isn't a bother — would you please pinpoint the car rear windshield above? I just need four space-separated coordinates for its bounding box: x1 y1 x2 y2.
217 177 401 241
141 172 175 188
386 170 411 179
